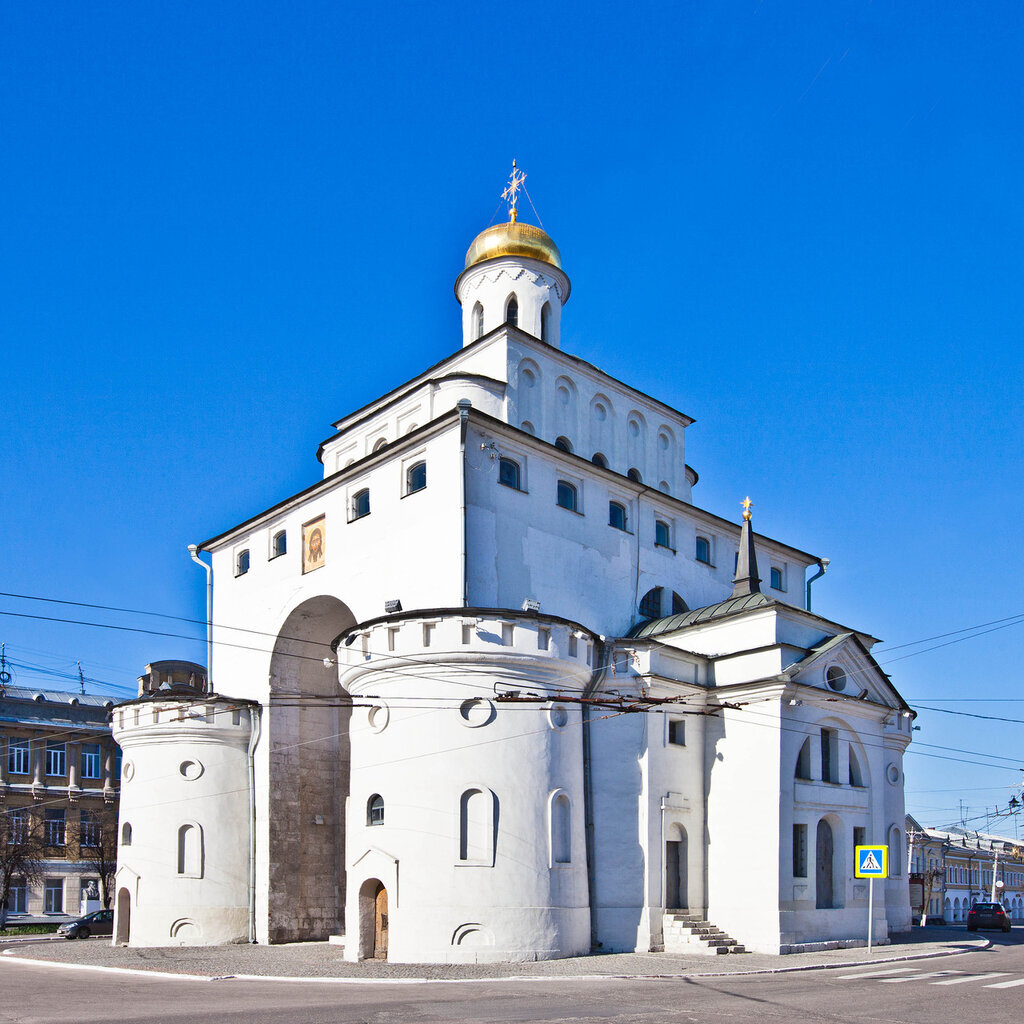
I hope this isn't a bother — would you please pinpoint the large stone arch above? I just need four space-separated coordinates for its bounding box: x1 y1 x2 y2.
267 595 356 942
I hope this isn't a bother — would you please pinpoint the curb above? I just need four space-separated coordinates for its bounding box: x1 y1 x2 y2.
0 938 991 985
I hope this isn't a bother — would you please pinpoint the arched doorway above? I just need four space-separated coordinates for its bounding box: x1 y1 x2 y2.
665 826 688 911
115 887 131 944
267 596 356 942
357 877 388 959
374 883 389 959
815 819 834 909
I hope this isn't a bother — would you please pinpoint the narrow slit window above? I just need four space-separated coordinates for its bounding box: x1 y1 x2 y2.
473 302 484 339
505 295 518 327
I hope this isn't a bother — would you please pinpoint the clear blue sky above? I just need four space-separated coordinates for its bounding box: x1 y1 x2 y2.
1 1 1021 836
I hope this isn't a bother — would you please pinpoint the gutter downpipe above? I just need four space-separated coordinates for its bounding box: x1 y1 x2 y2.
582 639 611 952
457 400 471 607
187 544 213 691
246 705 262 942
805 557 829 612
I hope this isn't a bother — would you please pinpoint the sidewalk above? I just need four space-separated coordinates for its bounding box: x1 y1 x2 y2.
0 928 991 983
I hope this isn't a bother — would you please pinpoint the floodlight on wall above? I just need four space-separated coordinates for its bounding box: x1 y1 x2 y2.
343 634 356 647
322 658 335 668
385 599 403 613
522 599 541 613
788 699 803 707
857 688 869 700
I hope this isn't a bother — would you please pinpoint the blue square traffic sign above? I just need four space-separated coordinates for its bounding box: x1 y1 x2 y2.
855 845 888 878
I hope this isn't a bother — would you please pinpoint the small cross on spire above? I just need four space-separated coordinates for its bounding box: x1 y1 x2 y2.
502 159 527 223
741 496 753 521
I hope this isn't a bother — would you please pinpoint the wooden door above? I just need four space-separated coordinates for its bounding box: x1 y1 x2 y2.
373 884 388 959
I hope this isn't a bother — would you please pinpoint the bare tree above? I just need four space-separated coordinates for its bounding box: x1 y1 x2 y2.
919 866 945 926
0 807 47 931
68 806 119 910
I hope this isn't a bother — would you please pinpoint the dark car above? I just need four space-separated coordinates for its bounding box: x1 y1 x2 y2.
967 902 1011 932
56 908 114 939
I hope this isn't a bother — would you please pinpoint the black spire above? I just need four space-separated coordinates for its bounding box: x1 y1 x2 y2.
731 496 762 599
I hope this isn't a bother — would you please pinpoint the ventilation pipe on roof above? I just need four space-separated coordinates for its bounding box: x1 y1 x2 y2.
806 558 830 612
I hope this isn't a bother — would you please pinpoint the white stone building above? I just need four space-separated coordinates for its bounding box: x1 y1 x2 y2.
112 184 914 959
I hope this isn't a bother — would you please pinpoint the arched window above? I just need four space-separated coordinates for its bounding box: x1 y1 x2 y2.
459 788 493 863
627 468 642 483
541 301 551 343
367 794 384 826
351 488 370 520
795 738 812 780
655 520 671 548
235 549 250 576
889 825 902 876
592 453 608 469
659 481 671 494
848 748 865 787
671 592 687 615
120 822 132 847
177 823 203 877
556 480 578 512
271 530 286 558
609 501 627 531
551 793 571 864
639 587 663 619
372 437 388 453
406 461 427 494
695 536 711 564
554 436 573 453
505 295 518 328
473 302 484 339
826 666 847 692
520 420 535 435
498 457 521 490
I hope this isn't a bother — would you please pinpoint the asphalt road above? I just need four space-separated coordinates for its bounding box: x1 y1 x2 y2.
2 932 1023 1024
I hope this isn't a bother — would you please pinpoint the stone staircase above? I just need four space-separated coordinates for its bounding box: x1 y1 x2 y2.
662 913 747 955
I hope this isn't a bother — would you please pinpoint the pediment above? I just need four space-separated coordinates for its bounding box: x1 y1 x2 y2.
785 632 907 711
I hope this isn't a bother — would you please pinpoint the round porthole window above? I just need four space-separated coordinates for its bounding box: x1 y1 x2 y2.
459 698 495 728
886 763 900 785
826 666 847 692
548 704 569 729
122 760 134 782
367 703 390 734
179 759 204 781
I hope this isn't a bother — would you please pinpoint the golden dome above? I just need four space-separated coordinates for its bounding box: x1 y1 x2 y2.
464 218 562 271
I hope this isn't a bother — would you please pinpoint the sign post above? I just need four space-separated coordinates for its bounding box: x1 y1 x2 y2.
855 845 889 954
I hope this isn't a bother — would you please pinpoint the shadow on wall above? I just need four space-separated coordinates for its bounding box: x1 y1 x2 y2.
267 595 355 942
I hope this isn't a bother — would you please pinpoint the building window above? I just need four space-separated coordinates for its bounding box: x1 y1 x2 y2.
853 826 866 862
821 728 838 783
8 738 30 775
351 488 370 520
505 295 518 327
459 788 493 863
406 461 427 494
793 824 808 877
627 468 642 483
79 811 100 849
639 587 663 619
848 748 865 787
45 809 65 847
655 519 671 548
609 501 627 531
236 549 250 576
556 480 578 512
671 591 687 615
695 536 711 564
498 457 521 490
121 822 132 846
43 879 64 914
45 742 66 777
551 793 571 864
541 301 551 343
826 666 847 692
6 879 26 915
80 744 101 780
367 794 385 826
770 565 784 590
271 530 287 558
177 823 203 877
795 738 812 780
668 719 685 746
592 452 608 469
8 810 28 844
554 436 573 453
473 301 484 339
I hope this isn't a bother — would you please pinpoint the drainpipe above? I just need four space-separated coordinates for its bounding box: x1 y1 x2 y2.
187 545 213 689
582 639 610 952
247 704 262 943
805 558 829 612
457 400 471 607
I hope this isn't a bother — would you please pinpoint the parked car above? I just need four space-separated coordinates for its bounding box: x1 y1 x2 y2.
57 908 114 939
967 902 1011 933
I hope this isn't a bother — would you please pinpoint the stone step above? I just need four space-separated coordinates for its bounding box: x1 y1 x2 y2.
661 912 749 955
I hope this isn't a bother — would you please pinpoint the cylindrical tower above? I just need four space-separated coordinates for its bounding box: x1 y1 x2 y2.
339 609 594 963
110 687 258 946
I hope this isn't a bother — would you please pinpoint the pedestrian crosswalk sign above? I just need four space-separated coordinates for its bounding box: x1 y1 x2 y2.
855 845 888 878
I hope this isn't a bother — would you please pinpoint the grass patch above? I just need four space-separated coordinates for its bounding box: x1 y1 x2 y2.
0 923 61 935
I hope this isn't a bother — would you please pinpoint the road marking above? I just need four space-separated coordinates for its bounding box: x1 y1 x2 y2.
985 977 1024 989
838 968 915 979
878 971 961 983
931 973 1009 986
